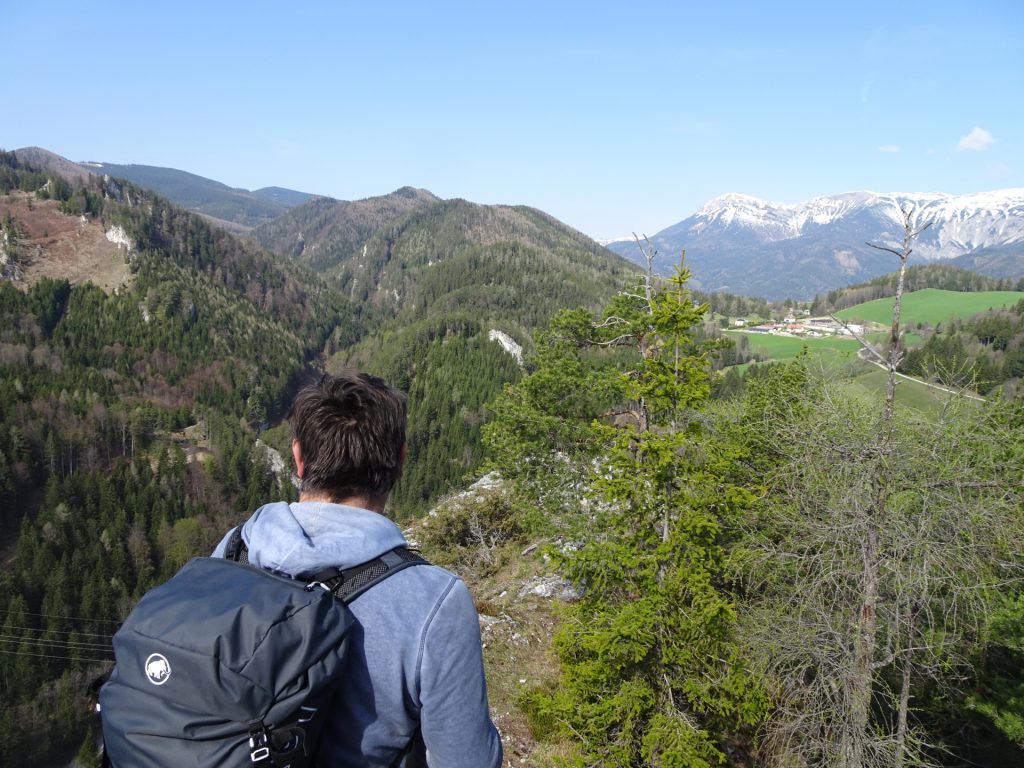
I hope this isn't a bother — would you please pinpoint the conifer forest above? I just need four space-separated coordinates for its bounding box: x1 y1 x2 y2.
1 150 1023 768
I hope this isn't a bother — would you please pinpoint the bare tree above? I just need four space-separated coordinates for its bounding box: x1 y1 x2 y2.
740 208 1024 767
863 207 932 423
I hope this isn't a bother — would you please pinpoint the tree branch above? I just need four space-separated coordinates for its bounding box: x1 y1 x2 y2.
828 313 890 367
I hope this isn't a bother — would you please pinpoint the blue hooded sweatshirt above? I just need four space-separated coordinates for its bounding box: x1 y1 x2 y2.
213 501 503 768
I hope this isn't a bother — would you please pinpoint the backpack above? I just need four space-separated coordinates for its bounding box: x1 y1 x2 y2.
98 527 427 767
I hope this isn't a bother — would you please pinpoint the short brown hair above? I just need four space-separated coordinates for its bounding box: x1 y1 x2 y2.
287 370 407 501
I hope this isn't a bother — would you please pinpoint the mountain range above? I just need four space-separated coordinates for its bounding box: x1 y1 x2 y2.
79 161 314 230
4 147 1022 768
13 148 313 232
1 146 631 516
606 189 1024 300
12 146 1024 301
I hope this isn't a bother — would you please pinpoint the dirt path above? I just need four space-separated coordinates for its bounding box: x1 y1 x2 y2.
856 347 986 402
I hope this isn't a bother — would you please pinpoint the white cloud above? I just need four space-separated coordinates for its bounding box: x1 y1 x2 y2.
958 126 995 152
878 144 900 153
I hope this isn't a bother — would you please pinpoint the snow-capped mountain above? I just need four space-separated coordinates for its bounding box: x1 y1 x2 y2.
607 189 1024 299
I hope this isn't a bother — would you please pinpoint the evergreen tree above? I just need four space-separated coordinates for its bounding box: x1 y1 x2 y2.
487 259 766 765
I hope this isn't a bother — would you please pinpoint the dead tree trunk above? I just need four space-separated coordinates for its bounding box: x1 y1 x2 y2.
868 206 931 425
843 207 931 767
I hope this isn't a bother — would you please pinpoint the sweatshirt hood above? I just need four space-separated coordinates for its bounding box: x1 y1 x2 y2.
235 501 409 575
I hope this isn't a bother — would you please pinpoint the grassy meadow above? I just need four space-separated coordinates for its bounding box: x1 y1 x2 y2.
834 288 1024 327
721 287 1019 413
725 330 861 365
844 367 976 413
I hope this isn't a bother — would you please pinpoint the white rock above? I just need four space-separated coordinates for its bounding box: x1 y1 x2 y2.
488 329 523 365
106 225 133 250
517 575 580 600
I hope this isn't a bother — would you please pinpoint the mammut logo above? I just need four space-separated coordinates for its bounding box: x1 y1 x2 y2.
145 653 171 685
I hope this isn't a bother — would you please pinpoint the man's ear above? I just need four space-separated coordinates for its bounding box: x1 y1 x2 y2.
292 439 305 479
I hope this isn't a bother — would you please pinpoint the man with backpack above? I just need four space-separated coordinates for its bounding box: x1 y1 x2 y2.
99 370 502 766
214 369 504 767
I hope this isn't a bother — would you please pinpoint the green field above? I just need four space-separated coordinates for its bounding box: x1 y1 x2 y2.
835 288 1024 327
845 367 975 413
724 288 1012 412
725 334 959 411
726 330 861 364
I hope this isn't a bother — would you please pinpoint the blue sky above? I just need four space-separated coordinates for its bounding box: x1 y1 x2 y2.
5 1 1022 240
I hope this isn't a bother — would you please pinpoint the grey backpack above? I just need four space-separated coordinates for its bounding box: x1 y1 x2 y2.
99 529 425 767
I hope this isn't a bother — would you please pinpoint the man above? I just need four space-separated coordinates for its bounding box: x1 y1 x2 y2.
213 370 503 767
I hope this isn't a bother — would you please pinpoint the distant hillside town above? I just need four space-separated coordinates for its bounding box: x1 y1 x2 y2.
734 309 866 339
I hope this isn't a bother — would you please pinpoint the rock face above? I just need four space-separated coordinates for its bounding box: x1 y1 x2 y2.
488 329 523 365
105 225 133 250
255 440 300 490
607 189 1024 299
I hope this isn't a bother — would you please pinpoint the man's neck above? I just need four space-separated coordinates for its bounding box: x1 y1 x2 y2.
297 492 389 515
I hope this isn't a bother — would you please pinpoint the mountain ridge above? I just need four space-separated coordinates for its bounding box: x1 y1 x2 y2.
252 187 441 271
76 160 314 228
608 188 1024 299
11 148 315 230
689 188 1024 256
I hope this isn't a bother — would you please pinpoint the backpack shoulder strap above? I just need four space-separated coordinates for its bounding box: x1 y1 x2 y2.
309 547 429 603
224 525 249 564
226 522 428 603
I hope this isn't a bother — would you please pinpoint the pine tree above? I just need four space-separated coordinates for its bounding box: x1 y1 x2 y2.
487 256 767 765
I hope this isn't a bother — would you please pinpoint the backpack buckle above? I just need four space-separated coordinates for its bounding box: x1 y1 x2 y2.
304 566 343 593
248 720 271 765
251 746 270 763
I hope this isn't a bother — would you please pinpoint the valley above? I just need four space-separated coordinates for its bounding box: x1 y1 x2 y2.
1 148 1023 767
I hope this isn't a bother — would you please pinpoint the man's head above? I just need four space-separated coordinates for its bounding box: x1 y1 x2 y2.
287 370 407 504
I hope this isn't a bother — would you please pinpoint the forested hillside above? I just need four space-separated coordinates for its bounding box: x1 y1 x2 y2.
0 149 636 764
251 186 440 270
78 161 311 229
339 200 634 512
0 150 355 765
899 296 1024 396
256 191 636 514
